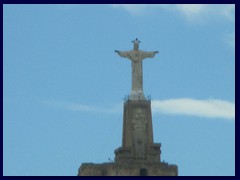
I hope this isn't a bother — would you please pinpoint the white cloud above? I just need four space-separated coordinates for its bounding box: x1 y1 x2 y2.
152 98 235 120
111 4 235 21
43 98 235 120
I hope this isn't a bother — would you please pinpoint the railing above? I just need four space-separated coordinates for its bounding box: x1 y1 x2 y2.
123 95 152 102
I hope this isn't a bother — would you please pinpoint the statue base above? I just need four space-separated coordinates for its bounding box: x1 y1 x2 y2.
78 99 178 176
129 91 146 100
78 162 177 176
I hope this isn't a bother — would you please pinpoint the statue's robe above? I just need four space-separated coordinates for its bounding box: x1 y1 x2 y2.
117 50 157 100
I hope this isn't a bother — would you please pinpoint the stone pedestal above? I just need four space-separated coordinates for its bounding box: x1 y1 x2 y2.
115 100 160 163
78 100 178 176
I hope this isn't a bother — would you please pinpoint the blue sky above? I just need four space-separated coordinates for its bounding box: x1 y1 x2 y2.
3 4 235 176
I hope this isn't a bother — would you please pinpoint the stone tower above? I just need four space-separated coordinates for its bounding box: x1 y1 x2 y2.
78 39 178 176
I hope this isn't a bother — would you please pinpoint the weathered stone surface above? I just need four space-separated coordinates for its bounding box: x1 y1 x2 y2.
78 162 177 176
78 100 178 176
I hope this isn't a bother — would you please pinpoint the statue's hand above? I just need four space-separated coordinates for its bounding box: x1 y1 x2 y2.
154 51 159 54
115 50 119 53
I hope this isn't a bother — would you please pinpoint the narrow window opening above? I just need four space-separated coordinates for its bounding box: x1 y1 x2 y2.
140 168 148 176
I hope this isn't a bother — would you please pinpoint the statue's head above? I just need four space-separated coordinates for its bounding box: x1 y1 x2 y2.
132 38 141 50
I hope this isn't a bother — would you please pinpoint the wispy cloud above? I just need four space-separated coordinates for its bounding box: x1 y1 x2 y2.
43 98 235 120
224 32 235 49
111 4 151 15
152 98 235 120
174 4 206 16
111 4 235 21
172 4 234 21
42 100 121 114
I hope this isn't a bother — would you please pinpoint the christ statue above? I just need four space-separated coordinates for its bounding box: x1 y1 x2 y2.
115 38 158 100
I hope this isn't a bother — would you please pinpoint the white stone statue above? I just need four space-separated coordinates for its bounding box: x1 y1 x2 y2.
115 38 158 100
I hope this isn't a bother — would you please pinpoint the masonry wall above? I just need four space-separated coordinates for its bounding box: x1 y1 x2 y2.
78 162 178 176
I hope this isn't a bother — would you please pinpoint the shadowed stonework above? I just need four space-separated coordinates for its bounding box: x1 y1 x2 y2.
78 39 178 176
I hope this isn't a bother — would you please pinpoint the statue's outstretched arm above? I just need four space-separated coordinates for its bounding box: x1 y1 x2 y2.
115 50 130 59
140 51 159 59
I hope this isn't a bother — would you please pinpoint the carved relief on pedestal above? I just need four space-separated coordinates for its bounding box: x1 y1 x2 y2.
132 108 147 159
132 108 147 131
